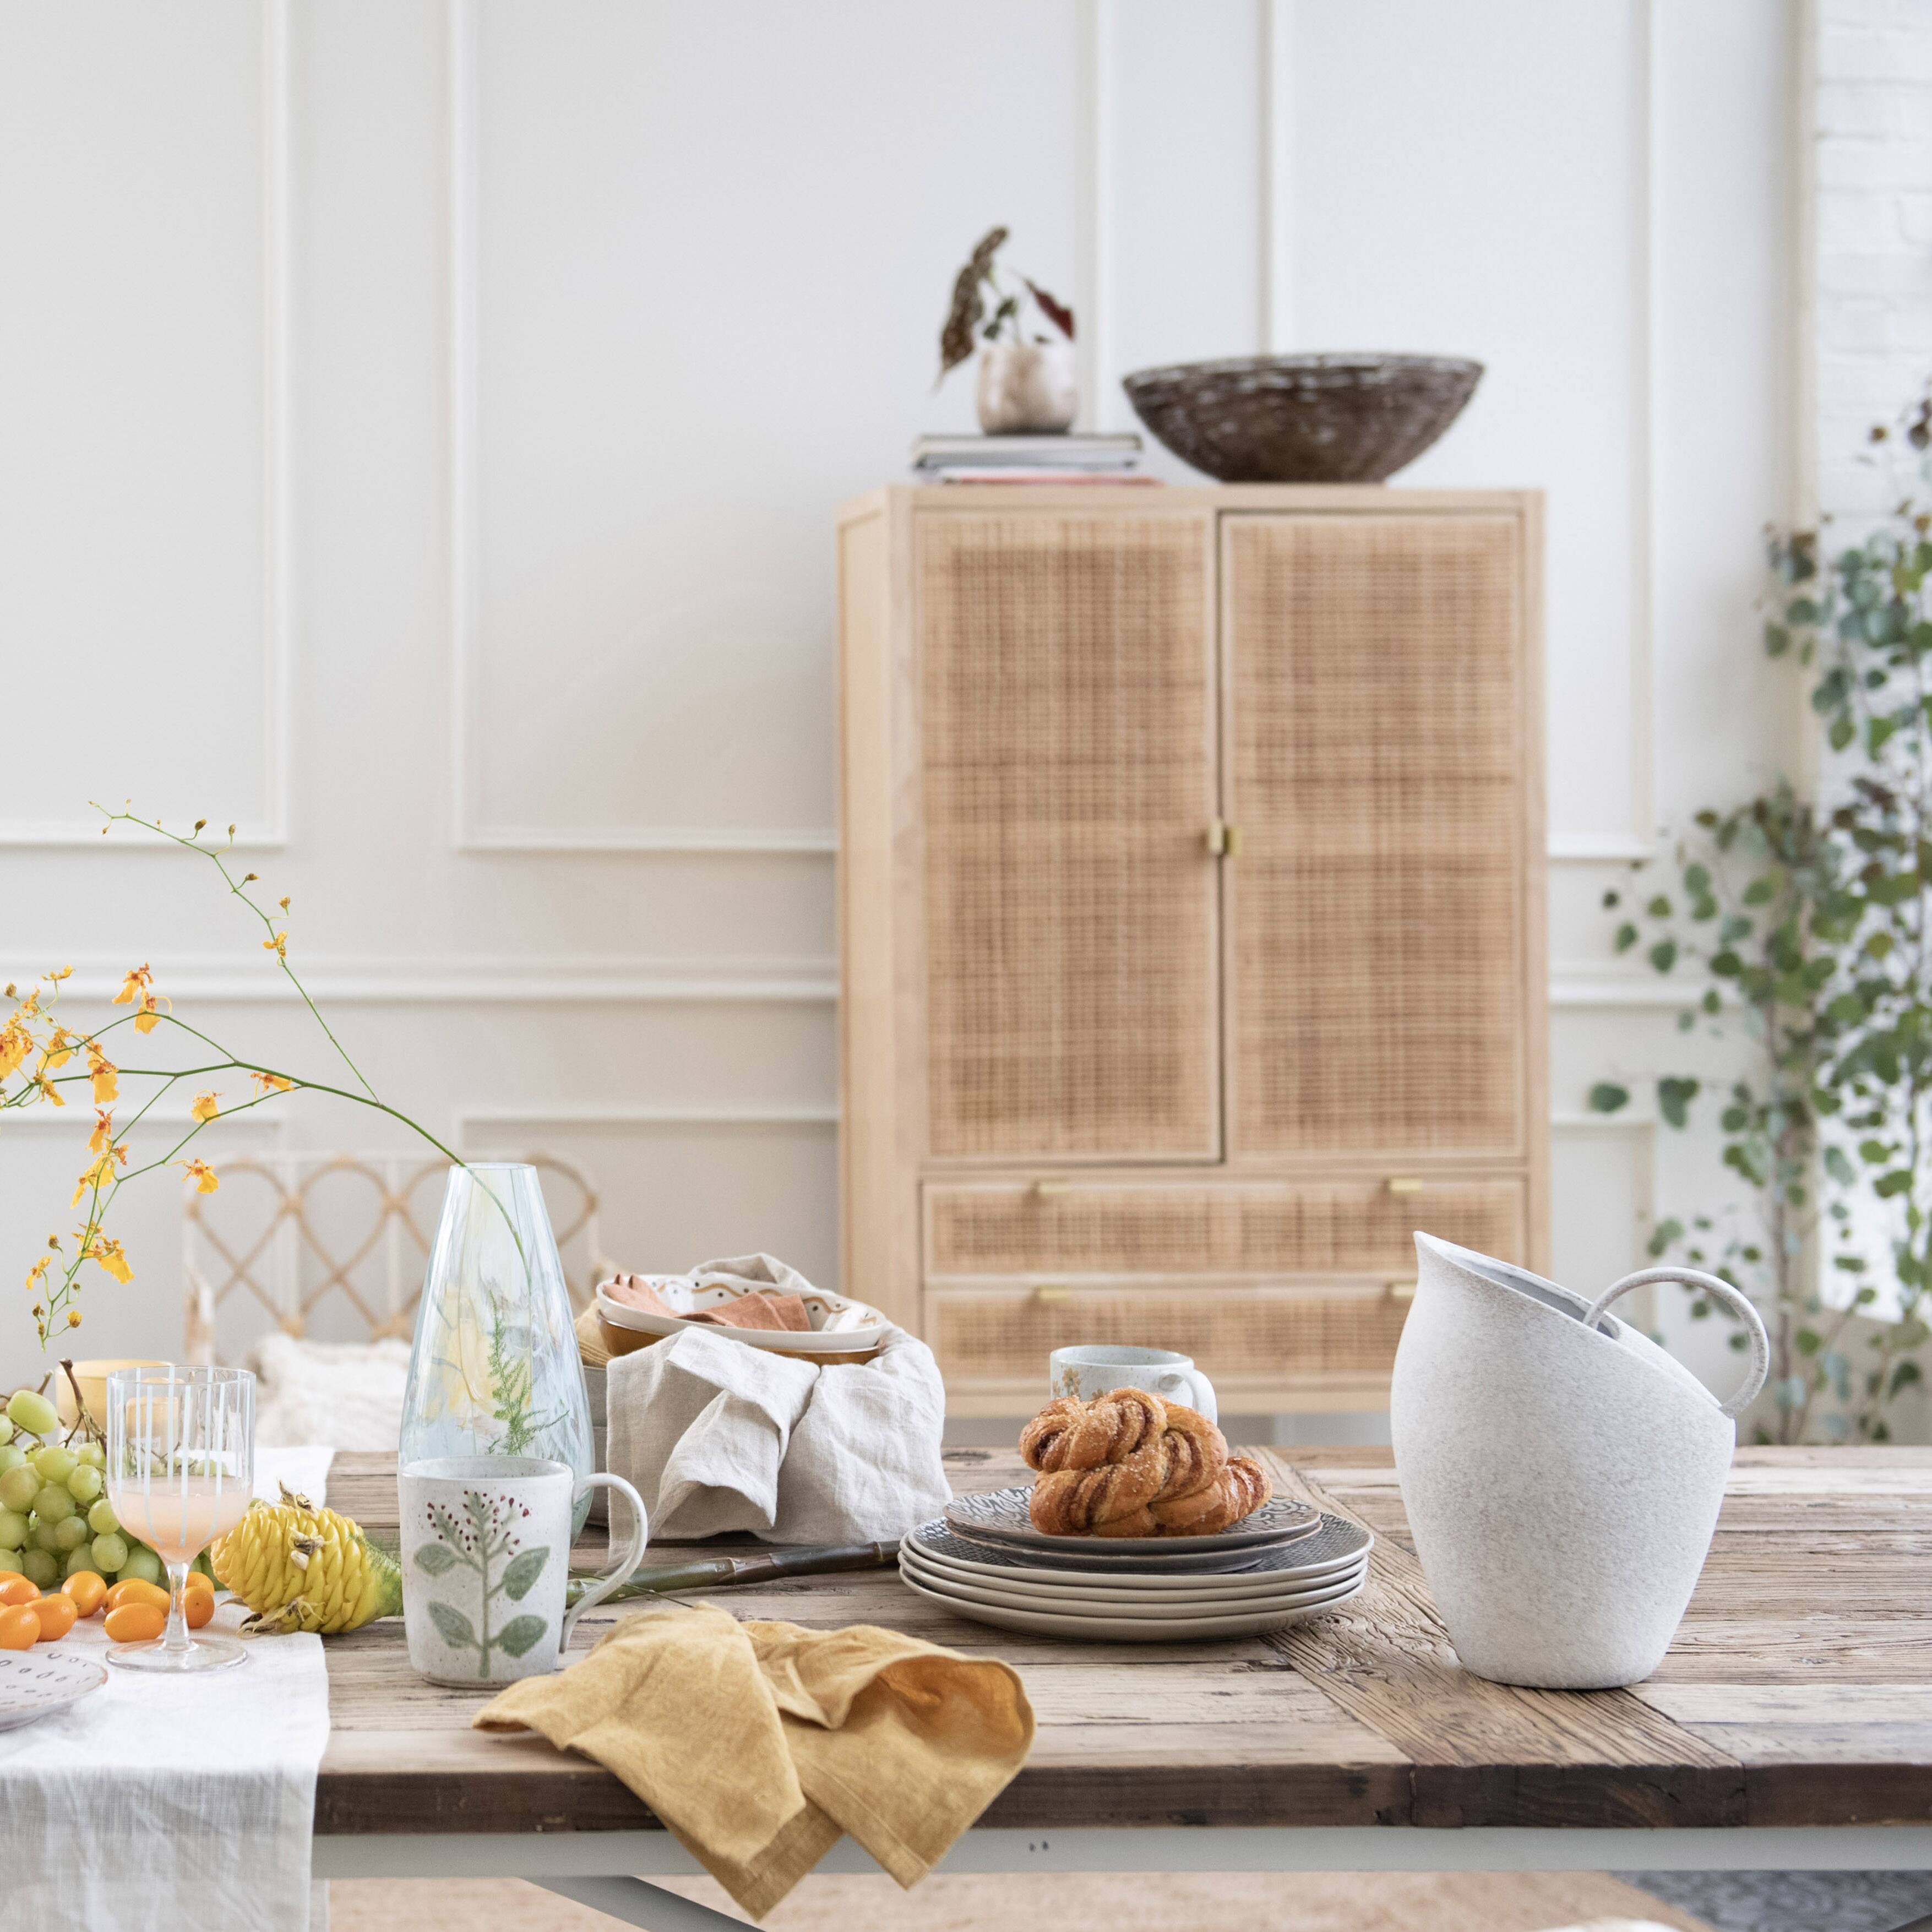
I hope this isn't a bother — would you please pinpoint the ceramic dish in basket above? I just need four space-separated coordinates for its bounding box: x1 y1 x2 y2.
906 1515 1372 1592
897 1566 1367 1642
944 1485 1318 1556
0 1646 107 1732
899 1546 1367 1614
595 1275 890 1355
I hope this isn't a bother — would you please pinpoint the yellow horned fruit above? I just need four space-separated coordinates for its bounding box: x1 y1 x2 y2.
210 1482 402 1635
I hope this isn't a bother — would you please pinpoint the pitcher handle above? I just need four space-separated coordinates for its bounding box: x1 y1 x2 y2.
559 1472 647 1658
1583 1269 1770 1419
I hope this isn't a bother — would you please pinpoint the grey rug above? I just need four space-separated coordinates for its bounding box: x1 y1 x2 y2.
1631 1870 1932 1932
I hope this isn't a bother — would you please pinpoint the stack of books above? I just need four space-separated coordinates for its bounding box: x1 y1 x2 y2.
910 433 1152 485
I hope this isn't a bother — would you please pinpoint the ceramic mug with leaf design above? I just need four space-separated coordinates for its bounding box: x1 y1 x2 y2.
400 1455 646 1686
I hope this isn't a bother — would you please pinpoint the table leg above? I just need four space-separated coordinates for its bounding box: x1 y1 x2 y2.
534 1874 746 1929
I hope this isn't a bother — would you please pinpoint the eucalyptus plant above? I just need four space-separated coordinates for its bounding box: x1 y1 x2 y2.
1590 388 1932 1443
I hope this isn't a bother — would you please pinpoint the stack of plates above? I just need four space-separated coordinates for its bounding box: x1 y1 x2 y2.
899 1488 1372 1641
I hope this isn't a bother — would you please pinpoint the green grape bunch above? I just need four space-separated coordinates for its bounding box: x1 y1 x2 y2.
0 1384 165 1591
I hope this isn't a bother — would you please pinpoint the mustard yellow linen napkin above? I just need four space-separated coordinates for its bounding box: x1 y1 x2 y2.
472 1601 1034 1920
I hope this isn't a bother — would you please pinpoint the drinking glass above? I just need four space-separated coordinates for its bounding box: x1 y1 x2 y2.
105 1364 254 1673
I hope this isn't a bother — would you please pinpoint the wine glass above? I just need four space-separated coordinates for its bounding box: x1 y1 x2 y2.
104 1364 254 1673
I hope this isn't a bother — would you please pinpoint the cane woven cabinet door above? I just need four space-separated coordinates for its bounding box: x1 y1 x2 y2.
1222 514 1533 1164
917 512 1220 1163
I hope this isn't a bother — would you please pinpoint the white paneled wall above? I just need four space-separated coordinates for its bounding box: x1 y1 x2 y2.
1 1 1801 1402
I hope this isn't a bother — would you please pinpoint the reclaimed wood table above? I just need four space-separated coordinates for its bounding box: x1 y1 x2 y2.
312 1446 1932 1929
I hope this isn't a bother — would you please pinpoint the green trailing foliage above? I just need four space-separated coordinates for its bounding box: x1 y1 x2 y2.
1591 386 1932 1443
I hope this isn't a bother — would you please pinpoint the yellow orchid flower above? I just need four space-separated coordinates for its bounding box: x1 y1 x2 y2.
179 1158 220 1194
86 1045 117 1103
263 932 289 961
38 1026 74 1071
133 988 168 1035
248 1069 294 1097
24 1256 49 1293
48 965 73 982
0 1021 29 1079
112 963 153 1006
190 1089 221 1122
88 1107 114 1154
70 1143 127 1206
84 1234 132 1285
32 1072 65 1107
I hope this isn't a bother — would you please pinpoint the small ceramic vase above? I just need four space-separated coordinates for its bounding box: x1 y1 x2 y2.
977 341 1077 434
1390 1234 1769 1690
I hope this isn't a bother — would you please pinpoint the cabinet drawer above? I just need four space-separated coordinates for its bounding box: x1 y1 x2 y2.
924 1175 1524 1281
925 1283 1409 1386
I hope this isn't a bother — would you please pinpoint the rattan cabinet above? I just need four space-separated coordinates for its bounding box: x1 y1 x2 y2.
836 485 1546 1416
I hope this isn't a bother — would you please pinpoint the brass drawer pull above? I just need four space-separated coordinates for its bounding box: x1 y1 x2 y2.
1390 1281 1417 1302
1032 1178 1071 1200
1386 1176 1424 1195
1205 819 1228 856
1033 1283 1071 1304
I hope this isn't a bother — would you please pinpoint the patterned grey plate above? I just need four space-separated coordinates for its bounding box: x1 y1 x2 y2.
0 1646 107 1732
907 1513 1372 1591
898 1564 1367 1642
944 1484 1318 1557
901 1544 1368 1610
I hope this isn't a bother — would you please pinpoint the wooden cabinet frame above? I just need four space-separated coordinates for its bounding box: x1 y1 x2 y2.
837 485 1547 1413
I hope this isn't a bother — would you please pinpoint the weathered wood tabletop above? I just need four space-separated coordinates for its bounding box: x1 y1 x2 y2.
316 1445 1932 1841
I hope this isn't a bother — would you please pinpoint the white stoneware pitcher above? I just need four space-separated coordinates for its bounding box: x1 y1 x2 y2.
1390 1234 1769 1690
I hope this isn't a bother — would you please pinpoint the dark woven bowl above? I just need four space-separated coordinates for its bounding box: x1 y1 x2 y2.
1120 353 1483 483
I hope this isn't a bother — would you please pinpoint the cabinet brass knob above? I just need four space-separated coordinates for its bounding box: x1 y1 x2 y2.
1386 1176 1424 1195
1033 1284 1071 1304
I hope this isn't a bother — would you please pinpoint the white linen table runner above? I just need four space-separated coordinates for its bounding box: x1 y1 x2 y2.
0 1446 336 1932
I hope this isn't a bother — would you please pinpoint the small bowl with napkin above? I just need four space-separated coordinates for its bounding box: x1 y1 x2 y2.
595 1252 889 1364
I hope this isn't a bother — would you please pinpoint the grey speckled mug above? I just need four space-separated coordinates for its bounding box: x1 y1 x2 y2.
1048 1345 1217 1423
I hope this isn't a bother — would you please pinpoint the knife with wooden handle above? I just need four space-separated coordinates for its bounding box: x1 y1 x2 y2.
567 1539 899 1606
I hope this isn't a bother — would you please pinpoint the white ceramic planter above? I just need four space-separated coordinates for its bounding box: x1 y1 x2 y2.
977 341 1077 434
1390 1234 1769 1689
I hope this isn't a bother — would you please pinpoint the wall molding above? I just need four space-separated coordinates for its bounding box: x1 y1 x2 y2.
1257 0 1292 353
1549 832 1656 865
442 0 836 859
1074 0 1113 436
1625 0 1661 860
0 0 292 851
1549 972 1735 1009
32 955 840 1006
460 1104 837 1137
460 825 838 856
29 961 1707 1011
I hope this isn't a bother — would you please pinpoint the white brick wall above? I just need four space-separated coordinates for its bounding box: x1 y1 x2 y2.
1816 0 1932 518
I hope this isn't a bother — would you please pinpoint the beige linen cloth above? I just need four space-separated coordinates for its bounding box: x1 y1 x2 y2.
603 1255 951 1544
474 1601 1034 1919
